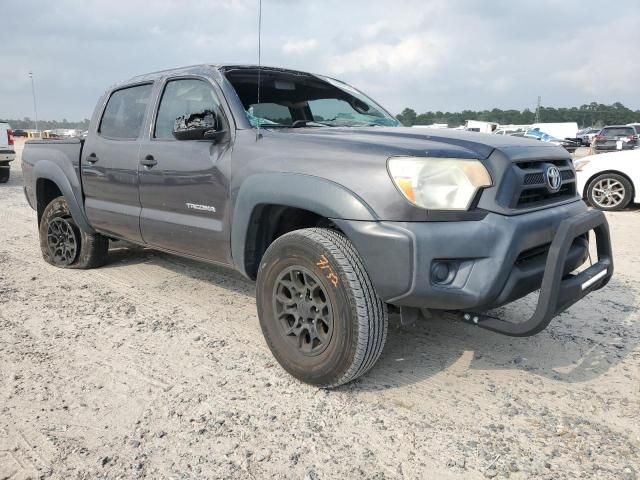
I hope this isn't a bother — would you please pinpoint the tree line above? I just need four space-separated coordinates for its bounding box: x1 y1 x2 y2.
396 102 640 128
0 117 90 130
4 102 640 130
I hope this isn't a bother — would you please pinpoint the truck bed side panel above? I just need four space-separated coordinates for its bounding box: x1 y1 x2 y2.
21 138 94 232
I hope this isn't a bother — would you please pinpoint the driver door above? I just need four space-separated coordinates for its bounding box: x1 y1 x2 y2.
138 77 232 263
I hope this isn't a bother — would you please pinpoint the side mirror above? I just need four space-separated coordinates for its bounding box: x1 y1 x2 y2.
173 109 225 141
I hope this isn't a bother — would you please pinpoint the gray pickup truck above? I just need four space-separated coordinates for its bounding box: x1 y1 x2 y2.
22 65 613 387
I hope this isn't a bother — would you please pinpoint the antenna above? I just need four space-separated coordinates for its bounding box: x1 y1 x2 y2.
256 0 262 141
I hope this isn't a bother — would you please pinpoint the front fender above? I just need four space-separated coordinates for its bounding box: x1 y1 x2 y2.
231 172 377 275
32 160 94 233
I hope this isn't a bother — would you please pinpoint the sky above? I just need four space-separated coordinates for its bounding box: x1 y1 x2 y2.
2 0 639 121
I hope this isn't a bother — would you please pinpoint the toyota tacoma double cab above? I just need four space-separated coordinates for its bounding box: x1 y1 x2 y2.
22 65 613 387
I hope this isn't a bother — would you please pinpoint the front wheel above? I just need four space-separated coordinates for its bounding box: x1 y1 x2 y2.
256 228 388 388
586 173 633 211
39 196 110 269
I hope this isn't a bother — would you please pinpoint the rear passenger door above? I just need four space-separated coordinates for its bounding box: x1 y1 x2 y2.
137 77 232 263
82 83 153 242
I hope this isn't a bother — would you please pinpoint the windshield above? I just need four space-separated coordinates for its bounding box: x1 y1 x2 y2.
224 67 400 128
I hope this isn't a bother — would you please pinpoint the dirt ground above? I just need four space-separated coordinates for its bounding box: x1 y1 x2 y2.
1 139 638 479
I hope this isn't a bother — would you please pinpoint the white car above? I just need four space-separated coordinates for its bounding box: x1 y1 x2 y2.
575 149 640 211
0 122 16 183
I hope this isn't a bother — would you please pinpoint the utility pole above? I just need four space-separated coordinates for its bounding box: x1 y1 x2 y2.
534 95 541 123
29 71 39 134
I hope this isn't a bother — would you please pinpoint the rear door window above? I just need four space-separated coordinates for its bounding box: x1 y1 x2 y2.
99 84 153 139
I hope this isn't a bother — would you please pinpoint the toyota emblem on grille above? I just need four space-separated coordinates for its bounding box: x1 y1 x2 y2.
546 166 562 192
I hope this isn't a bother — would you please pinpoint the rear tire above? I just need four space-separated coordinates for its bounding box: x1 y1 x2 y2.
256 228 388 388
39 196 109 269
586 173 633 211
0 169 9 183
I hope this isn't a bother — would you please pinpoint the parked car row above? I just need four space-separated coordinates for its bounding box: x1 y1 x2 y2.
5 128 88 139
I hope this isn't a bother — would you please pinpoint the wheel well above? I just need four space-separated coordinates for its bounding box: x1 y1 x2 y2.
36 178 62 225
583 170 635 199
243 205 337 280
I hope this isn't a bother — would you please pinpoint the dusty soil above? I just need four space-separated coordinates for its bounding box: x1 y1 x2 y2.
1 139 638 479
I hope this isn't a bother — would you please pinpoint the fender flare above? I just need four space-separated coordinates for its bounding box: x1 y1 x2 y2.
231 172 377 275
33 160 95 233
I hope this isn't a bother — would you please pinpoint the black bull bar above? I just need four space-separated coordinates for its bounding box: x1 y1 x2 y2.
463 209 613 337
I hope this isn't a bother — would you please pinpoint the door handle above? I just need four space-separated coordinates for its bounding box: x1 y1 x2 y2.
140 155 157 167
86 153 99 164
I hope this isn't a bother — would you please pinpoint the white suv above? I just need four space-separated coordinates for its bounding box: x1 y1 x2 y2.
0 122 16 183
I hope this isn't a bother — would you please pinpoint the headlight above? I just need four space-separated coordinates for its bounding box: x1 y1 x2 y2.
387 157 492 210
574 159 591 171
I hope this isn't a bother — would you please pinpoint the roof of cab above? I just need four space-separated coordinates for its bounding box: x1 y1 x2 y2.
114 64 316 88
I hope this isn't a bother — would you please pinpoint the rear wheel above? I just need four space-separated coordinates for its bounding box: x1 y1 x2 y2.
39 196 109 268
0 169 9 183
587 173 633 211
256 228 387 388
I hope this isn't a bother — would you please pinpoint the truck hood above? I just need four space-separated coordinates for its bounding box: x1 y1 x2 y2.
262 126 567 161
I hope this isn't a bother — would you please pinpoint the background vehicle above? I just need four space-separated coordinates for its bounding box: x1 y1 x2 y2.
576 149 640 211
531 122 578 141
0 122 15 183
577 127 601 146
21 64 613 387
592 125 639 153
464 120 499 133
494 127 527 136
12 128 28 137
628 123 640 135
523 128 579 153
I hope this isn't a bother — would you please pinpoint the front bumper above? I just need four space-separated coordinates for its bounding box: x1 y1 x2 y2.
333 200 613 336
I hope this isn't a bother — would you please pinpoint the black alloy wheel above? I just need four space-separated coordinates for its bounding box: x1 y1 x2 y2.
273 266 334 356
46 217 79 266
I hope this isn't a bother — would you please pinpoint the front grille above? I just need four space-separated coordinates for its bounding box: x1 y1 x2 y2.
523 172 544 185
517 183 575 207
523 169 574 185
513 159 577 208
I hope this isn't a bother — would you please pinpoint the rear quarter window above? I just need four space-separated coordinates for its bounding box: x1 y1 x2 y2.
248 103 293 125
99 84 153 139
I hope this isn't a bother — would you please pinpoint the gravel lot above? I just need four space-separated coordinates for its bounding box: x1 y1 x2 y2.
1 139 639 479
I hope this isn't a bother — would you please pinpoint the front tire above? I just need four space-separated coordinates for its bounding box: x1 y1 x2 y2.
256 228 388 388
586 173 633 211
39 196 109 269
